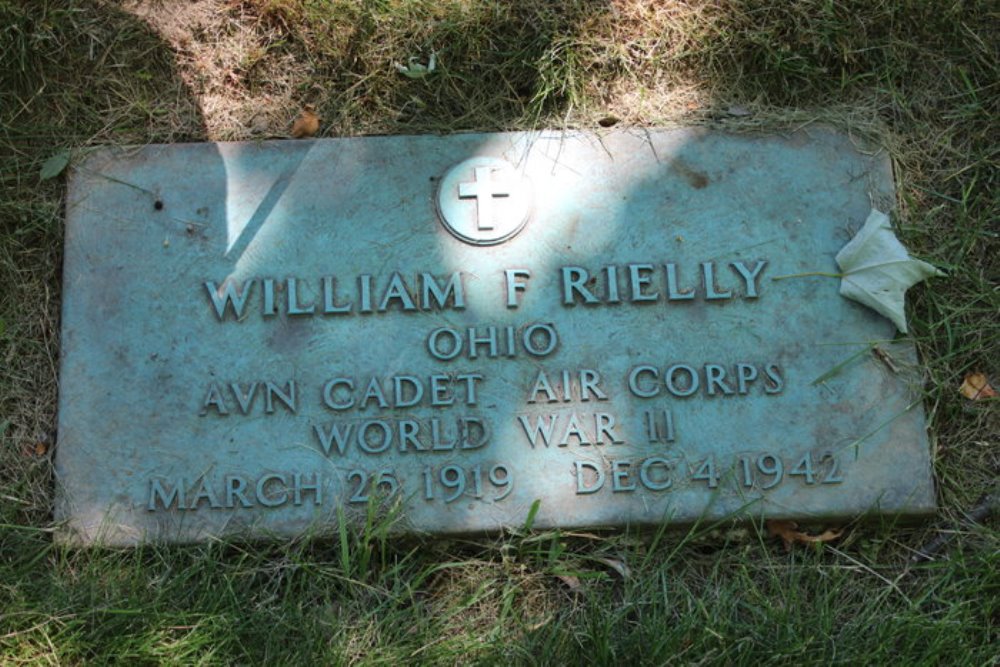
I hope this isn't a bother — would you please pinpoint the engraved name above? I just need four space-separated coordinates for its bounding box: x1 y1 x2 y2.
205 271 465 321
203 260 769 321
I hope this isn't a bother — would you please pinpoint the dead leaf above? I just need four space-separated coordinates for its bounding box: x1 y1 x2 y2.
835 209 943 333
959 372 997 400
24 440 48 457
290 105 320 138
767 520 843 551
248 113 270 135
594 556 630 579
40 149 71 181
555 574 583 593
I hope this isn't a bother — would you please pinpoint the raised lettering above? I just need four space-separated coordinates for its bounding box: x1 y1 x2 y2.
421 272 465 310
286 277 315 315
256 473 288 507
628 365 660 398
665 264 694 300
313 422 353 456
527 371 558 404
518 414 557 447
427 327 462 360
322 276 352 313
504 269 531 308
322 378 355 410
665 364 699 397
639 457 672 490
360 377 389 409
558 412 590 446
579 369 608 401
393 376 424 408
292 473 322 506
264 380 296 413
702 262 732 300
358 420 392 453
148 478 184 511
226 475 252 508
562 266 599 305
731 260 767 298
705 364 734 396
764 364 784 394
379 272 417 311
612 460 635 492
575 461 604 494
201 382 229 415
629 264 658 302
523 323 558 356
205 280 255 320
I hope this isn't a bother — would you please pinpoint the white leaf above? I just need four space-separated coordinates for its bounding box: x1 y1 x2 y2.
40 149 71 180
394 53 437 79
835 209 942 333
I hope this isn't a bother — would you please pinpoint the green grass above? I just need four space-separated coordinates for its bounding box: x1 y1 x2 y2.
2 522 997 663
1 0 997 663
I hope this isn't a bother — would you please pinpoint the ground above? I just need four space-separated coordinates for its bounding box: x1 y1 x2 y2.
0 0 997 663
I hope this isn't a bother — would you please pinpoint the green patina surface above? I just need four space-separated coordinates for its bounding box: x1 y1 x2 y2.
55 127 934 545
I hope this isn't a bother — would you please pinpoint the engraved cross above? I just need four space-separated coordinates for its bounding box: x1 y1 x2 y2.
458 167 510 231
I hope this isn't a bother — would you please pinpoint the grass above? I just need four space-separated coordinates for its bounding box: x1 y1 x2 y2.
1 0 997 662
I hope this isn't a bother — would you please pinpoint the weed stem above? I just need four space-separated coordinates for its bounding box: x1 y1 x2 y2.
771 271 843 281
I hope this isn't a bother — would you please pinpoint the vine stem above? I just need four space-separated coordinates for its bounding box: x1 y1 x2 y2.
771 271 843 281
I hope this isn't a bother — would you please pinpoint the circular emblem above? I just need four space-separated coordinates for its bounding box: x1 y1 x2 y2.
436 157 532 245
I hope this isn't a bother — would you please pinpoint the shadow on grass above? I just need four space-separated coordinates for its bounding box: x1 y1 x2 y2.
0 0 207 526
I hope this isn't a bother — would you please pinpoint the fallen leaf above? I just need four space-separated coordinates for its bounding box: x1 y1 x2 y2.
395 52 437 79
40 149 71 180
290 105 320 138
555 574 583 593
767 520 843 551
959 372 997 400
34 441 48 456
594 556 630 579
248 113 270 135
835 209 943 333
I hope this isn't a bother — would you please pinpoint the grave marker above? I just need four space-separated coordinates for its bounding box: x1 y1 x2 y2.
55 128 935 545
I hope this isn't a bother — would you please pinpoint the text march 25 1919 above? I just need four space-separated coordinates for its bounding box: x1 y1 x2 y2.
55 128 934 545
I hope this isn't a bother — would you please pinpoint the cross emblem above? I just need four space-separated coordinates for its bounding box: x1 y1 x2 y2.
458 167 511 230
436 157 531 246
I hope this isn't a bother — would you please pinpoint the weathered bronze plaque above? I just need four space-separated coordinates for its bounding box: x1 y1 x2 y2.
56 128 935 545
